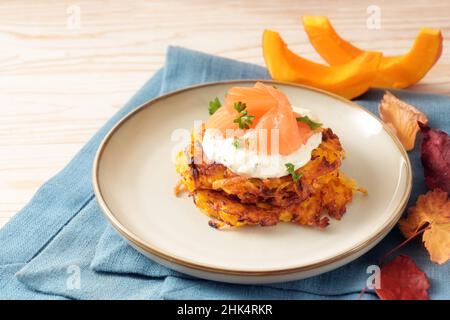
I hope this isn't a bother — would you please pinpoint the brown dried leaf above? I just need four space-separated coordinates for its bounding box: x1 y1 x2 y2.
379 92 428 151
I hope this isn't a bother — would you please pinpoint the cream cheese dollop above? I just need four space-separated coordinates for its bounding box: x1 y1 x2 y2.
201 107 322 179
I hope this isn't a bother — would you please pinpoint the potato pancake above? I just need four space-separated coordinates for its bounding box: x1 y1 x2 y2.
175 128 364 228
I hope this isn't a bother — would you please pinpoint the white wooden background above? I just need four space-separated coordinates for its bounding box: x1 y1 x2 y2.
1 0 449 227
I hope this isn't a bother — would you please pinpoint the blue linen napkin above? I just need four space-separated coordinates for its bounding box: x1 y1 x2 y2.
0 46 449 300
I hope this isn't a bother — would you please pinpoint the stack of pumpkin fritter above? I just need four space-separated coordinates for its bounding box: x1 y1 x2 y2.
175 127 364 229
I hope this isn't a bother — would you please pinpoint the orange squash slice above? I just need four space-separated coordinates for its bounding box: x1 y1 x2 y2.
302 16 443 89
262 29 381 99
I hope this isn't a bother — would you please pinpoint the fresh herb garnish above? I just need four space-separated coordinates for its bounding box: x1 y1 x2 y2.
208 97 221 115
232 137 242 149
285 163 303 182
233 101 255 129
296 116 322 130
233 101 246 113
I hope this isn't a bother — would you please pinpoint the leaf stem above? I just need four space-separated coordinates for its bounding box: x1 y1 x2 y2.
379 227 428 265
358 286 367 300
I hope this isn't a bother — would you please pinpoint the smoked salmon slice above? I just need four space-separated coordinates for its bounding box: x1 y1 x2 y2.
205 82 315 155
207 82 275 133
297 121 314 144
224 82 277 121
205 105 239 133
255 84 308 155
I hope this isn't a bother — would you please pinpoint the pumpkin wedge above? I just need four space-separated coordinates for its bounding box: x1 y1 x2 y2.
302 16 443 89
262 29 381 99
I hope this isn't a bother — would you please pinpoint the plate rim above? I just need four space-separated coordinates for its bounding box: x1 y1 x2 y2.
92 79 412 277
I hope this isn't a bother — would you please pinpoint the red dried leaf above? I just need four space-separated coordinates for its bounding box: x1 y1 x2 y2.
375 255 430 300
419 122 450 193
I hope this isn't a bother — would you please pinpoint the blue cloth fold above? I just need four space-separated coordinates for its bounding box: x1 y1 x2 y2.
0 46 449 300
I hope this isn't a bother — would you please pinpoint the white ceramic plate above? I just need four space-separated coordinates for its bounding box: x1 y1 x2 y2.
93 80 411 284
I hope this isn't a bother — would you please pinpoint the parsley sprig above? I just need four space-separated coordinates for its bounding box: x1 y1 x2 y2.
232 137 242 149
233 101 255 129
208 97 221 115
285 163 303 182
296 116 322 130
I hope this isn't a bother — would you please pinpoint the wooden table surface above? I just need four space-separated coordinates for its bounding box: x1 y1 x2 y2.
1 0 449 227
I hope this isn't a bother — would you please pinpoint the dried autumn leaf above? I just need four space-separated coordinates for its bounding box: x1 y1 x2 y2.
399 189 450 264
419 122 450 193
379 91 428 151
375 255 430 300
